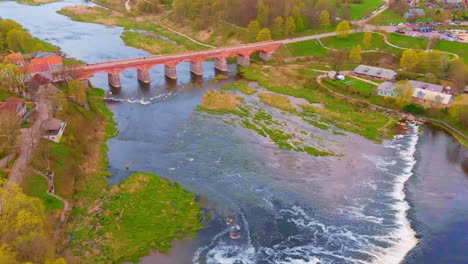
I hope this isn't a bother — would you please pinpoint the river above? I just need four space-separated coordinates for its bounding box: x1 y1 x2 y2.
1 1 467 263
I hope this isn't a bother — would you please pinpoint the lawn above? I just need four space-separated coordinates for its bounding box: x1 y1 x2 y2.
22 173 64 212
284 39 328 57
328 78 377 95
387 33 428 49
368 9 406 25
348 0 384 20
68 172 203 263
321 32 399 54
435 40 468 63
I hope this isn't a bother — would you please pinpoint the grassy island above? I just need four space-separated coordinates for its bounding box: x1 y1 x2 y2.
67 172 203 263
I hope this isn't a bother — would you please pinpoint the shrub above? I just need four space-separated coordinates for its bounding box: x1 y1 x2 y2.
403 103 425 115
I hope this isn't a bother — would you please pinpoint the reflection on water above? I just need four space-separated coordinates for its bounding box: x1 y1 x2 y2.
404 126 468 264
0 1 467 263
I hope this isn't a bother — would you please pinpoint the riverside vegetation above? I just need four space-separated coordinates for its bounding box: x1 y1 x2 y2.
0 18 204 263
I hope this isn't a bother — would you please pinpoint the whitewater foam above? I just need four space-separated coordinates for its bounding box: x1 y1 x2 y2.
372 124 419 264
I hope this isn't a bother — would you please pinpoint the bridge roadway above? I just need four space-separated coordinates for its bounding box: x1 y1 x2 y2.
69 41 283 87
66 26 394 88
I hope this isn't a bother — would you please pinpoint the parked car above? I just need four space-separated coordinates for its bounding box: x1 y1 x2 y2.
396 30 405 34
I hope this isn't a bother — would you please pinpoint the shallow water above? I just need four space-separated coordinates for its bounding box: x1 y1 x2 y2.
1 2 467 263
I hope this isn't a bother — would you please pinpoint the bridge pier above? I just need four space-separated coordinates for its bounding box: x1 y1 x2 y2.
164 65 177 79
190 62 203 76
108 72 121 88
214 58 228 72
237 55 250 67
259 51 274 61
137 69 150 84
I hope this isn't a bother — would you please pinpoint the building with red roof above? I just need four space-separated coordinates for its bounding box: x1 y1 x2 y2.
0 97 26 117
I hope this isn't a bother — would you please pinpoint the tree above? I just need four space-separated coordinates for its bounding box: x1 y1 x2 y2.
5 29 32 53
362 32 372 48
68 79 87 106
246 20 261 41
448 96 468 129
394 81 414 107
335 20 351 38
272 16 284 39
256 0 270 27
319 10 330 27
284 16 296 37
400 49 418 72
0 112 20 157
0 64 26 94
0 183 55 263
448 59 468 93
349 45 362 63
256 28 272 42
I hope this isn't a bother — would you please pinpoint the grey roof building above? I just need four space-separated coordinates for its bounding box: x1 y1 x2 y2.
377 81 397 96
353 65 397 80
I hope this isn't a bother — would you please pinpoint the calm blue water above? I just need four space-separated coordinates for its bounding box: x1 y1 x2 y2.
1 2 467 263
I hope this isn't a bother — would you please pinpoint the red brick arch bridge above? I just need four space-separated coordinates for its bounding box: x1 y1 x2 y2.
69 41 283 88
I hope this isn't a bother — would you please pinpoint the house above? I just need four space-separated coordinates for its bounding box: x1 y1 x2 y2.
42 118 67 143
377 80 453 107
0 97 26 117
408 80 444 93
30 52 63 71
353 65 397 81
412 88 453 107
26 74 52 100
5 53 25 67
377 81 397 97
328 71 346 80
404 8 425 19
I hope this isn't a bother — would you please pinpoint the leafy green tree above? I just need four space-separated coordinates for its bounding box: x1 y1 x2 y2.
256 0 270 26
335 20 351 38
256 28 272 42
68 79 87 106
284 16 296 37
0 183 55 263
400 49 418 71
319 10 330 27
246 20 261 41
349 45 362 63
272 16 284 39
0 111 20 157
0 64 25 94
394 81 414 107
363 32 372 48
6 29 32 52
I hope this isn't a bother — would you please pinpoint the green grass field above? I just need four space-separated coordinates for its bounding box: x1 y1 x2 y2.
321 32 400 54
22 174 64 212
368 9 406 25
435 40 468 63
349 0 384 20
387 33 428 49
284 39 328 57
68 172 203 263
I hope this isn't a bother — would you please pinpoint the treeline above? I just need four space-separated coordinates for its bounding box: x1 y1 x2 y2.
171 0 352 34
0 18 56 53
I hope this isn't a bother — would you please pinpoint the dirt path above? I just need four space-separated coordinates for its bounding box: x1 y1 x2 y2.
6 96 50 188
31 168 72 224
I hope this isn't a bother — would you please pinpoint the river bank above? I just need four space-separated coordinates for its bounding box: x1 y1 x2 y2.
1 1 467 263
